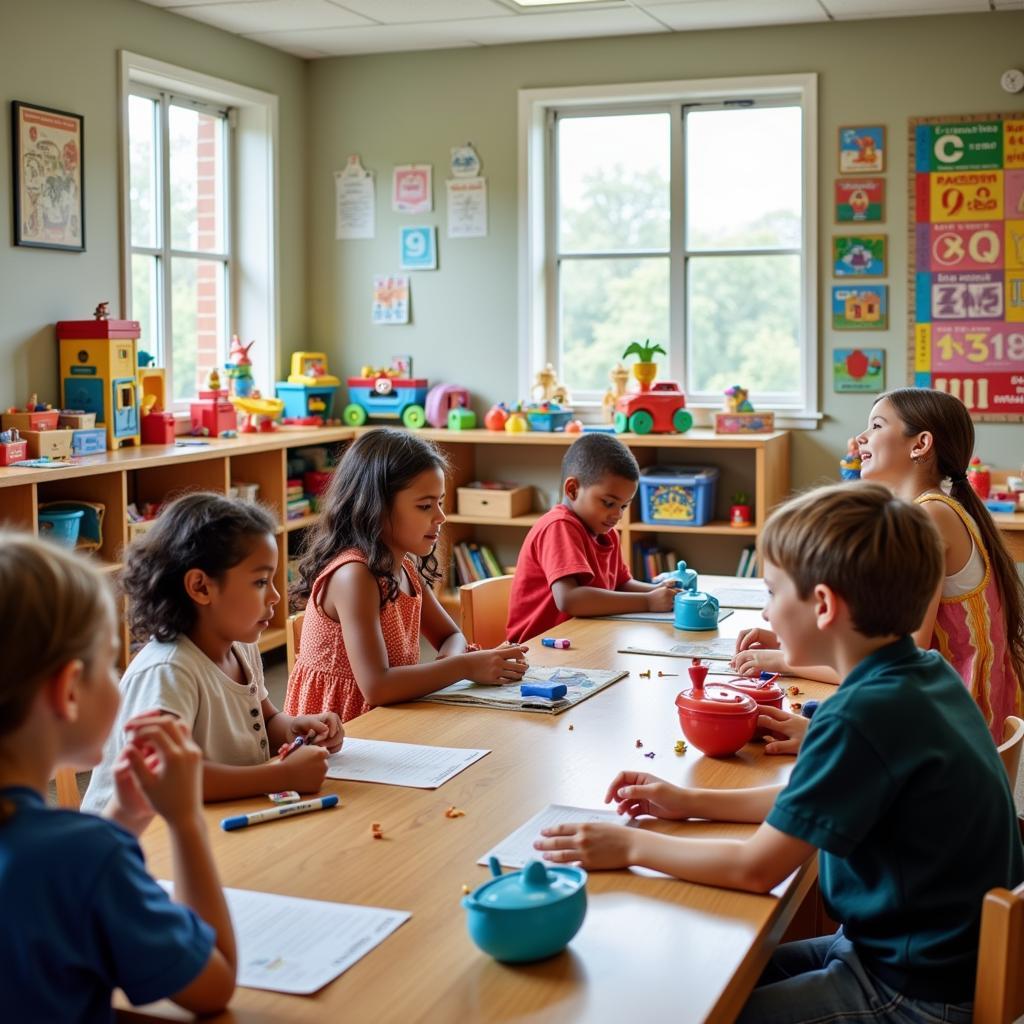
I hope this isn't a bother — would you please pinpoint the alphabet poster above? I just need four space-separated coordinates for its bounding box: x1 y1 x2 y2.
910 112 1024 421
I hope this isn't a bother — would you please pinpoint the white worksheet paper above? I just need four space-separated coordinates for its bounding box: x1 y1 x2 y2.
619 637 738 661
479 803 630 870
159 884 410 995
325 737 489 788
706 585 767 610
598 608 734 624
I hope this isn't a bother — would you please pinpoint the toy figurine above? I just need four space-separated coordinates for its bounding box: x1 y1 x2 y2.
93 301 110 320
839 437 862 480
484 403 509 432
205 367 222 393
532 363 558 402
504 406 529 433
730 492 753 527
724 385 754 413
966 456 991 499
603 363 630 424
622 340 666 389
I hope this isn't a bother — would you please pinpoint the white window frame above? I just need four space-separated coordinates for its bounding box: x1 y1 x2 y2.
119 51 279 413
518 74 819 429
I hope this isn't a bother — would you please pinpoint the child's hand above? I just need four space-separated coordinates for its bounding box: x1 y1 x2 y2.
120 713 203 829
732 647 788 677
279 743 329 793
288 713 344 754
645 582 679 612
463 644 529 685
106 751 157 837
534 821 635 869
757 706 809 756
603 770 692 820
735 627 780 653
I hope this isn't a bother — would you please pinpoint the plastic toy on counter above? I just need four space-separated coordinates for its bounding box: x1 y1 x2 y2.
343 357 429 428
615 380 692 435
966 456 991 499
0 427 28 466
425 383 473 428
714 384 775 434
524 401 574 432
531 363 571 405
277 350 340 422
730 492 753 527
484 403 510 432
504 407 529 433
231 393 285 433
839 437 862 480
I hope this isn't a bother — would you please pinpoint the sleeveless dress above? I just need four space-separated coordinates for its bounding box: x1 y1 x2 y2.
916 493 1024 741
284 548 423 723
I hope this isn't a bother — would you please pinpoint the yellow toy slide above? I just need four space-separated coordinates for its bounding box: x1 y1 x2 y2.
230 395 284 418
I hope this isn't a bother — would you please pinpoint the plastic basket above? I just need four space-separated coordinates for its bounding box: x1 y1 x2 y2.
639 466 718 526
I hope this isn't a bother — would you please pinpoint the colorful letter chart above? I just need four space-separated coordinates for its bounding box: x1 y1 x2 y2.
910 113 1024 420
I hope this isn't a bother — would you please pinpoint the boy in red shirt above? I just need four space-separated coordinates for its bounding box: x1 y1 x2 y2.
506 434 679 642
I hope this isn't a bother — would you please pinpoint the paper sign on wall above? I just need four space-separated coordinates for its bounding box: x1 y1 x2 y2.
447 178 487 238
392 164 432 213
335 155 375 240
372 274 410 325
400 226 437 270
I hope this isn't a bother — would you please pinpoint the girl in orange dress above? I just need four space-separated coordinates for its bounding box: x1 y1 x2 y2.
285 430 528 723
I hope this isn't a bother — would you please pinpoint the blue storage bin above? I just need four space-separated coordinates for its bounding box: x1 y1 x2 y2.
639 466 719 526
71 428 106 454
38 509 84 548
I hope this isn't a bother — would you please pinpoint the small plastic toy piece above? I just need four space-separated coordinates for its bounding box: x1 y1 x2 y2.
644 751 656 759
790 701 803 712
967 456 992 499
462 884 472 895
520 682 568 700
371 822 384 840
638 669 651 679
674 739 687 755
568 724 574 731
787 685 802 697
541 638 570 649
657 671 678 678
723 384 754 413
730 492 753 528
444 806 466 819
635 739 643 749
840 437 862 480
484 402 509 431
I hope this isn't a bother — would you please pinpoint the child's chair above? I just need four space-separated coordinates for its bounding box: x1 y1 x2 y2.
973 877 1024 1024
997 715 1024 789
53 768 80 809
286 611 304 673
459 575 514 649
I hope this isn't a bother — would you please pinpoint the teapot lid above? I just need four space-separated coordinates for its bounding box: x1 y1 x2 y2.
675 683 758 716
474 860 586 910
675 589 714 603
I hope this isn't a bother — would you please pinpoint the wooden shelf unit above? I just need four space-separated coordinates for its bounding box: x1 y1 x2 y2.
0 426 354 666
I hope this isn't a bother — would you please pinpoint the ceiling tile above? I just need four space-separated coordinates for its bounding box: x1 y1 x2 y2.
634 0 826 30
137 0 277 8
244 22 478 53
451 7 667 44
332 0 513 22
820 0 987 16
175 0 373 33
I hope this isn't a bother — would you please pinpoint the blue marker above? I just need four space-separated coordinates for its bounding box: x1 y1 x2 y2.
221 794 339 831
521 682 568 700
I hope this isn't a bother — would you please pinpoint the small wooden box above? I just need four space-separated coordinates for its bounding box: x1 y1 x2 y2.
714 411 775 434
58 411 97 429
24 429 73 459
2 410 59 432
457 483 532 519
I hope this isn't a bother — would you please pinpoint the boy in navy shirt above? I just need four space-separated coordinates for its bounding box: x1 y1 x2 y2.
0 534 235 1022
536 482 1023 1022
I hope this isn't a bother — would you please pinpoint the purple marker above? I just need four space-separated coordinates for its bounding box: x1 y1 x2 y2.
541 638 570 649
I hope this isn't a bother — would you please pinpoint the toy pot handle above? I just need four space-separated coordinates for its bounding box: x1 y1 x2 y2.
488 856 503 878
701 595 720 620
688 658 709 696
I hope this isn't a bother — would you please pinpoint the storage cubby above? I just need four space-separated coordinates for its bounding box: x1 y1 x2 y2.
36 470 128 568
0 483 37 532
229 449 286 524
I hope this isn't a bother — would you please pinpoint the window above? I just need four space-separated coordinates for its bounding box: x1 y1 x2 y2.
128 90 231 405
520 75 818 424
120 52 279 414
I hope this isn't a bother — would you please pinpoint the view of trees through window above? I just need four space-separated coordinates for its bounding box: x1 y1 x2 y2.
556 105 803 402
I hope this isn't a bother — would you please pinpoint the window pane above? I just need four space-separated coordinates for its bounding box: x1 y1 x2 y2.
129 95 157 248
560 257 669 393
687 254 800 397
686 107 801 251
171 258 225 403
558 113 670 254
131 253 159 360
169 104 225 253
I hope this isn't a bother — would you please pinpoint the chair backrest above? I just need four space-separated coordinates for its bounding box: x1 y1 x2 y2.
286 611 304 673
974 878 1024 1024
459 575 514 649
53 768 80 809
997 715 1024 789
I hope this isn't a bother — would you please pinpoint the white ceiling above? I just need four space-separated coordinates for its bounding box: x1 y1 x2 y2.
136 0 1023 59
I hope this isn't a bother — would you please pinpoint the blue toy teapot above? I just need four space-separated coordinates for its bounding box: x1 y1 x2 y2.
673 590 720 631
654 559 698 592
461 857 587 962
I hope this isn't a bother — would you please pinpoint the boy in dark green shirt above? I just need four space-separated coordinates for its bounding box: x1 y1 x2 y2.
535 482 1023 1022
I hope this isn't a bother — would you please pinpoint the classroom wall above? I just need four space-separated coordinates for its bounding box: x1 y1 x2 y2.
306 12 1024 489
0 0 307 413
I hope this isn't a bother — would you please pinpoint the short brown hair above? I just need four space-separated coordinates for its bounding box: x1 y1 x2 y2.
761 482 943 637
0 532 115 739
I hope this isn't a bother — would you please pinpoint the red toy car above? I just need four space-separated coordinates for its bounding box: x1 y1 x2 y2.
614 381 693 435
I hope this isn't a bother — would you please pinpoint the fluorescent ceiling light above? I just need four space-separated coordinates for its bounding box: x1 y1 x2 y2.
511 0 619 7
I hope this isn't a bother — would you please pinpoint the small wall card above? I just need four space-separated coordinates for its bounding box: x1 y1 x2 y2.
833 234 887 276
832 285 888 330
392 164 432 213
839 126 885 174
399 226 437 270
335 155 375 240
447 178 488 238
372 274 410 325
835 178 885 222
833 347 886 392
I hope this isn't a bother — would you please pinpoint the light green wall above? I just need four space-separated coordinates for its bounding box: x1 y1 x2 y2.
0 0 306 412
307 12 1024 488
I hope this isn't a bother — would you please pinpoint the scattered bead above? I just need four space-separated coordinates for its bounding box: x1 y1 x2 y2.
444 806 466 818
644 751 656 759
462 884 471 895
635 739 643 748
371 822 384 839
568 724 574 731
787 685 802 696
790 701 803 712
674 739 687 755
639 669 651 679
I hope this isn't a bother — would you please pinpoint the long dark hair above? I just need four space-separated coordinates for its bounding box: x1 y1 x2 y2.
120 491 277 642
294 429 448 607
884 387 1024 689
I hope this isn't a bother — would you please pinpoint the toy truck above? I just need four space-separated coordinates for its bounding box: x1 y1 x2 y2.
343 373 430 428
614 381 693 435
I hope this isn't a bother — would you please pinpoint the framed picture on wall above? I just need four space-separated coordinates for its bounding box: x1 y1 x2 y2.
832 285 888 330
833 347 886 392
11 100 85 251
838 125 885 174
833 234 887 276
835 178 885 222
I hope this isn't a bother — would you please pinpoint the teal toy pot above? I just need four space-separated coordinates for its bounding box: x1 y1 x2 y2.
37 509 84 548
674 589 720 630
462 857 587 962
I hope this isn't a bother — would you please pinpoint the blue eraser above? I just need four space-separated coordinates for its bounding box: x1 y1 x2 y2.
521 682 569 700
801 700 820 719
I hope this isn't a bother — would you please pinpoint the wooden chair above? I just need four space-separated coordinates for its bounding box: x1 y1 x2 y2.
53 768 80 809
974 878 1024 1024
459 575 514 649
286 611 304 673
997 715 1024 789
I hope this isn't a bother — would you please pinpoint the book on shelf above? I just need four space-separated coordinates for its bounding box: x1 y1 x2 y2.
450 541 505 586
736 544 758 578
631 542 679 583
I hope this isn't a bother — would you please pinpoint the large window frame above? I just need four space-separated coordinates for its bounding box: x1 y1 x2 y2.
519 74 819 427
119 52 279 414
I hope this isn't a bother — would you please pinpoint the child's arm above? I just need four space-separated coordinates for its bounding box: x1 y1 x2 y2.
418 583 468 656
262 698 344 752
731 627 840 684
326 563 528 704
120 714 236 1014
551 575 679 616
603 770 783 823
201 746 328 802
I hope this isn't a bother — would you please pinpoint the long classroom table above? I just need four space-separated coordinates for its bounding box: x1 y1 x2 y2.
120 610 835 1024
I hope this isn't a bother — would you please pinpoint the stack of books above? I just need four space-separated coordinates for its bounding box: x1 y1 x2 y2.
632 542 680 582
286 478 311 520
736 544 758 577
451 541 505 585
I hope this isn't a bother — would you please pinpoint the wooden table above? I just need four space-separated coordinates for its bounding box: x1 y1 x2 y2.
121 610 834 1024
